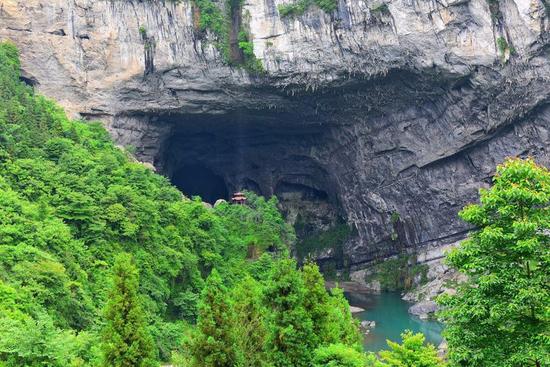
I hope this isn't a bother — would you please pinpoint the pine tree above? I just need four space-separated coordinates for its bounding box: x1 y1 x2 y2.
264 259 315 367
232 276 270 367
302 263 361 348
101 253 155 367
191 269 242 367
302 262 331 346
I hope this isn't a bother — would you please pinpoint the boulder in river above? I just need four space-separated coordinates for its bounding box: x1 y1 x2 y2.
408 300 439 319
360 320 376 335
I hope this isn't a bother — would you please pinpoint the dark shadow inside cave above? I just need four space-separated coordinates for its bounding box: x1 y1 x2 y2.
155 112 345 255
171 164 229 203
275 181 329 201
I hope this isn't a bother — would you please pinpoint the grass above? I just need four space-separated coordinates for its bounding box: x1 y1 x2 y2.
496 36 508 55
370 2 390 15
496 36 516 62
139 25 147 38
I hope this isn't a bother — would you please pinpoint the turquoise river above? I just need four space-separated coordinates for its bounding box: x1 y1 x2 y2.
345 291 444 352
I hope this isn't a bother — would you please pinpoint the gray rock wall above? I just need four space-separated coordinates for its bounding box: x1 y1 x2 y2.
1 0 549 265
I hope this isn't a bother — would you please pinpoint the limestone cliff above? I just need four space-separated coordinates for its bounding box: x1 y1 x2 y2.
1 0 549 266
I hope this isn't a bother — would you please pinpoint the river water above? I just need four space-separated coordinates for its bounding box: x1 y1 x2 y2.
345 291 444 352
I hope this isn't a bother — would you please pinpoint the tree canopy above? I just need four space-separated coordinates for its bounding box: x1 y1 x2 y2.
438 158 550 367
0 41 361 366
0 41 295 365
101 253 155 367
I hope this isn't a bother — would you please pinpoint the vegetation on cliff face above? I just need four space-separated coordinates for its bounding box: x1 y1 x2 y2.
295 219 353 265
278 0 338 18
192 0 263 72
366 254 429 292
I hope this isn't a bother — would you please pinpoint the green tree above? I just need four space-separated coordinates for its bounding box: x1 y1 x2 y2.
101 253 155 367
379 331 445 367
232 276 271 367
302 263 361 347
302 262 332 346
191 269 242 367
326 287 362 347
312 343 367 367
0 313 99 367
264 259 315 367
438 158 549 367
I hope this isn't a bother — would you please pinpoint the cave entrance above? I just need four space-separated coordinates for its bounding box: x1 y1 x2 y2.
156 113 346 259
171 164 229 203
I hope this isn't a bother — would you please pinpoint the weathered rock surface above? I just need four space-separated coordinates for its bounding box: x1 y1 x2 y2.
349 306 365 314
2 0 549 265
360 320 376 334
401 241 467 318
408 300 439 319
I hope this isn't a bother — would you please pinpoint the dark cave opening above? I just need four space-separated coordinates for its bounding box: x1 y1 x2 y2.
148 109 370 270
171 164 229 203
156 114 344 245
275 181 329 201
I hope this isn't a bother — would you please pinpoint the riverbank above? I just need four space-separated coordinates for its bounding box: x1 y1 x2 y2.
325 280 378 294
345 291 444 352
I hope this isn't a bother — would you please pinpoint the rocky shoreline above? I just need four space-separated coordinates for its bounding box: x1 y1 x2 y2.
344 241 467 320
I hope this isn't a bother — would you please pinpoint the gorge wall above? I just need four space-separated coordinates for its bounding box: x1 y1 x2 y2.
1 0 549 266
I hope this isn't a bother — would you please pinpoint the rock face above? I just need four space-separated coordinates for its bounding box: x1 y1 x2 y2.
408 300 439 319
402 241 467 318
2 0 549 265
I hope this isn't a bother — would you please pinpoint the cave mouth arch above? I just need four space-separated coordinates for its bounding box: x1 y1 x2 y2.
156 113 344 248
171 164 229 204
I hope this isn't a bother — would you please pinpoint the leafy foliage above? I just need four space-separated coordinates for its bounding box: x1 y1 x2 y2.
310 331 445 367
312 343 367 367
101 254 155 367
379 331 445 367
438 158 550 367
278 0 337 18
0 41 291 365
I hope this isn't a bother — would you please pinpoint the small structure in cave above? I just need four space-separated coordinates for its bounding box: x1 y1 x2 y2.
231 191 247 205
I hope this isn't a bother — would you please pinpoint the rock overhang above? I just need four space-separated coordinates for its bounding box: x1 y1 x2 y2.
2 0 549 265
